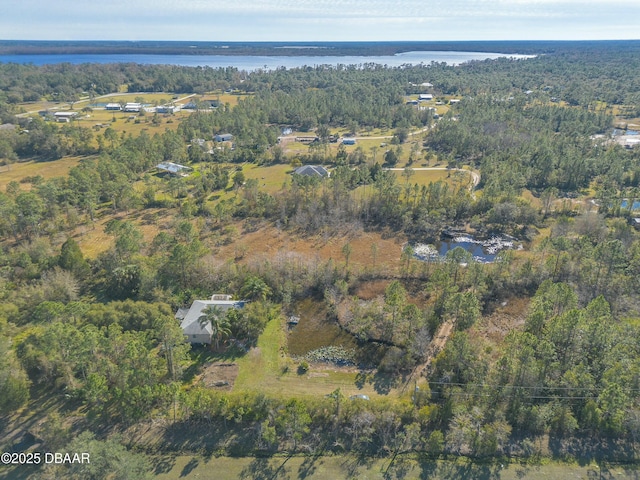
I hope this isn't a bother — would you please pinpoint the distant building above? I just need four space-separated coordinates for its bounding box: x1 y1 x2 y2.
295 136 318 143
156 162 192 177
123 103 142 112
293 165 330 178
156 105 181 114
214 133 233 142
105 103 121 111
418 94 434 101
342 138 356 145
176 295 246 345
281 127 293 135
53 111 78 122
449 99 461 104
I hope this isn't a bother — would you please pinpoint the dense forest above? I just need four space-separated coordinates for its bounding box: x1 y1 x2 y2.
1 42 640 478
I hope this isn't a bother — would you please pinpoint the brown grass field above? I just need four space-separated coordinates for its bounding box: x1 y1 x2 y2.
72 207 170 258
0 156 82 190
215 223 406 274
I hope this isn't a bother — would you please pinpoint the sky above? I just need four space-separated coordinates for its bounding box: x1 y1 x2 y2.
1 0 639 42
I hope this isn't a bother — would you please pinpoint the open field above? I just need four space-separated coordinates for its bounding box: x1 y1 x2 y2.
390 168 451 186
152 455 639 480
215 224 407 274
73 207 170 258
0 156 82 190
74 109 187 136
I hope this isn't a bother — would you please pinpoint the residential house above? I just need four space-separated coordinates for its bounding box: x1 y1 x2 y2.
156 105 181 114
123 103 142 112
214 133 233 142
176 295 246 345
156 162 192 177
293 165 330 177
53 111 78 122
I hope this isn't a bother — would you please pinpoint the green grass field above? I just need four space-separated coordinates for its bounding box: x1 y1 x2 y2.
233 315 387 399
242 163 292 193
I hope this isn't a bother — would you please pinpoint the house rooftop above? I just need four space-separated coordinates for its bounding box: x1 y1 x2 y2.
156 162 192 176
179 299 246 339
293 165 330 177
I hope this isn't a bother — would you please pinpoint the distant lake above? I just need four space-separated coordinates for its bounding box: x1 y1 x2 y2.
0 51 533 69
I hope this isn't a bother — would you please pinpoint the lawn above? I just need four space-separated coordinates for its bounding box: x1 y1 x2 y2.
233 314 387 399
242 163 292 194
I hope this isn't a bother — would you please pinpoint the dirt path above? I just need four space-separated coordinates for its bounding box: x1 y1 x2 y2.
353 126 431 141
406 319 455 386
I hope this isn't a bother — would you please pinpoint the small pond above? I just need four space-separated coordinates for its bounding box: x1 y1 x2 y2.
613 128 639 136
621 199 640 211
413 234 523 263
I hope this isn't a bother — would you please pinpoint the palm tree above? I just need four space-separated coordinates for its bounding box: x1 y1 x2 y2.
241 276 272 301
200 305 231 350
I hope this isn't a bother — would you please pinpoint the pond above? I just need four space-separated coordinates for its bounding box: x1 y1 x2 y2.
413 234 522 263
621 199 640 211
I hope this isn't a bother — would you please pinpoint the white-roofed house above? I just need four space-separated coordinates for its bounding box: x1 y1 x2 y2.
177 295 247 345
53 111 78 122
293 165 330 178
156 162 192 177
123 103 142 112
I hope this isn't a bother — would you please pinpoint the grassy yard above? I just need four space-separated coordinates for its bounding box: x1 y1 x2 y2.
242 163 292 194
152 455 638 480
233 315 388 399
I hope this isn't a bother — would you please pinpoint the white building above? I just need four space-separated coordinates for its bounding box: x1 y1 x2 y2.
53 111 78 122
176 295 246 345
123 103 142 112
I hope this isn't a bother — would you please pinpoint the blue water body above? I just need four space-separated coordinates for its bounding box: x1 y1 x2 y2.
0 51 533 70
621 200 640 210
413 235 521 263
613 129 639 136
